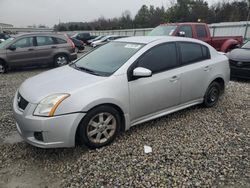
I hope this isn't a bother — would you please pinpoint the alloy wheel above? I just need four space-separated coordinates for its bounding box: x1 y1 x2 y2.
87 112 117 144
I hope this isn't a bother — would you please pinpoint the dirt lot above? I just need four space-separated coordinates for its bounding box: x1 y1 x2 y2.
0 64 249 187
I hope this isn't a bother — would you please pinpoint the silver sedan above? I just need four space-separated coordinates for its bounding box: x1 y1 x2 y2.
13 36 230 148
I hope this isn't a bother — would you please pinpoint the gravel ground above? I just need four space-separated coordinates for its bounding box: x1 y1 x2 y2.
0 65 249 187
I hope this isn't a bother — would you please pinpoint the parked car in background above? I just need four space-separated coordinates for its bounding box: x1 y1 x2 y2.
0 33 77 73
0 33 10 41
86 35 105 45
91 35 127 48
71 32 96 44
70 37 85 53
227 40 250 79
13 36 230 149
149 22 243 52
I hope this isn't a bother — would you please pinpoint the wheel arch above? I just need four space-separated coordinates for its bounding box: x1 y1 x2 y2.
75 103 127 145
0 58 8 68
208 77 225 93
220 39 240 52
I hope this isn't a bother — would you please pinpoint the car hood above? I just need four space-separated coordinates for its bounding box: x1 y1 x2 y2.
19 65 106 103
227 48 250 62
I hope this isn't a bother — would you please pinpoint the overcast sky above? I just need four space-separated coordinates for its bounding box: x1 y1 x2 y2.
0 0 219 27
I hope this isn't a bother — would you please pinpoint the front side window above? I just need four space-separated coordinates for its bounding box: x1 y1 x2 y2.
179 42 210 65
137 43 178 73
13 37 34 48
196 25 208 38
178 25 193 38
36 36 55 46
73 42 143 76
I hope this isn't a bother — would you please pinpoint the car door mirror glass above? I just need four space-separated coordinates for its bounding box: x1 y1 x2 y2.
133 67 152 78
8 45 16 51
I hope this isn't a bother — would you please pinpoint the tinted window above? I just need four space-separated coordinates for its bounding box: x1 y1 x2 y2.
196 25 207 38
178 25 193 38
138 43 178 73
202 45 210 59
13 37 33 48
55 37 67 44
179 42 210 65
36 36 55 46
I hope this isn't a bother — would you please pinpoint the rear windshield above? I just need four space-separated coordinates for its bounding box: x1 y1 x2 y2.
72 42 144 76
148 25 177 36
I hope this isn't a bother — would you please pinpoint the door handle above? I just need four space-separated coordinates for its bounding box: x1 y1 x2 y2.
204 66 211 71
170 75 179 82
51 46 57 49
28 48 34 51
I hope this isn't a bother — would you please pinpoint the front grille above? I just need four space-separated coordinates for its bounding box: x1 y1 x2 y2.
229 60 250 68
17 93 29 110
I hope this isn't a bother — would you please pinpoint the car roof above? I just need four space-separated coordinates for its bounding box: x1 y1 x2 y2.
13 32 66 38
115 36 205 45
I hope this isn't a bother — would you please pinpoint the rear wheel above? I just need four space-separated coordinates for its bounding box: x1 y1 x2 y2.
78 105 121 148
54 54 69 67
0 61 7 74
203 82 221 107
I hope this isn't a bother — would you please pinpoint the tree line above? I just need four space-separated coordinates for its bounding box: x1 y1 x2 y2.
54 0 250 31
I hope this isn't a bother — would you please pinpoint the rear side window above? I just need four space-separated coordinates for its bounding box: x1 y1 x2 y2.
178 25 193 38
196 25 208 38
179 42 210 65
138 43 178 73
36 36 55 46
54 37 67 44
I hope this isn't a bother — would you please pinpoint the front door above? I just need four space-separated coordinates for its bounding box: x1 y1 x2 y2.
128 42 181 122
6 37 36 67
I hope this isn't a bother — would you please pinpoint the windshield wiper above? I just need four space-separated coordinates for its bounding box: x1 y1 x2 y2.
72 64 102 76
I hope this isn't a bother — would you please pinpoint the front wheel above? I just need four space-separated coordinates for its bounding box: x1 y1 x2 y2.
54 54 69 67
203 82 221 108
0 61 7 74
78 106 121 148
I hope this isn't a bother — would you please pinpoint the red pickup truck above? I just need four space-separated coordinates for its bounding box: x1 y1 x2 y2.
149 22 243 52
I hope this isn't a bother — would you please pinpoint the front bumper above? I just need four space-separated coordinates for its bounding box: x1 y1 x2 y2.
230 66 250 79
13 92 85 148
69 52 78 61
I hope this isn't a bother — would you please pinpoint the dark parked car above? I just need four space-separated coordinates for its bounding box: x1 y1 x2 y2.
0 33 10 40
70 37 85 53
227 41 250 79
71 32 96 44
0 33 77 73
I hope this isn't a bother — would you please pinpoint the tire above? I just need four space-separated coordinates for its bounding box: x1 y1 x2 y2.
0 60 7 74
78 105 121 149
203 82 221 108
54 54 69 67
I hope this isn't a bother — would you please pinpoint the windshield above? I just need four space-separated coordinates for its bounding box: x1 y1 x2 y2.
0 37 14 49
241 41 250 49
148 25 177 36
72 42 144 76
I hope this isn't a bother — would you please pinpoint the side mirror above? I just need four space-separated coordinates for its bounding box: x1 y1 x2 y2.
177 31 186 37
8 45 16 51
133 67 152 78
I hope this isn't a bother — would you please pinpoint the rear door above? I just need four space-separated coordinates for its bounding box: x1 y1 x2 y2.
177 42 212 104
33 36 57 65
6 36 36 67
128 42 181 122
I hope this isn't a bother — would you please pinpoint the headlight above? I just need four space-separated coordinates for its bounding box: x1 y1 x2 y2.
34 94 70 117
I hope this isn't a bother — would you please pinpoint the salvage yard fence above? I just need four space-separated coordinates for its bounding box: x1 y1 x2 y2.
2 21 250 40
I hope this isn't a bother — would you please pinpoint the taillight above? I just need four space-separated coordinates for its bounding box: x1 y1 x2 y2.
67 39 75 49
